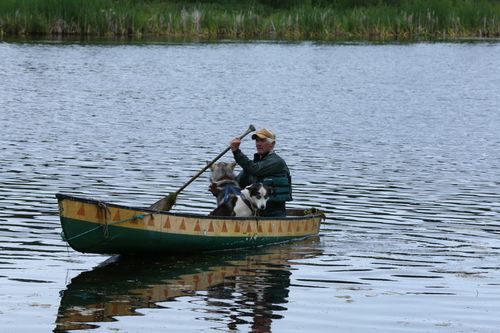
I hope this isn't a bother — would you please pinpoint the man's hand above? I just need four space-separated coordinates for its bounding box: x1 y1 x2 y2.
230 137 241 152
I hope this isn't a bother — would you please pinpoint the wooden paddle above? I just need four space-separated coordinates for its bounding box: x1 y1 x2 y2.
149 124 256 211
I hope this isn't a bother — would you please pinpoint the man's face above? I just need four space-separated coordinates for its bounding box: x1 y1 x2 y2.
255 137 274 155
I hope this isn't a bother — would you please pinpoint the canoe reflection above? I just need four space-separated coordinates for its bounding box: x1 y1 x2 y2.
54 238 321 332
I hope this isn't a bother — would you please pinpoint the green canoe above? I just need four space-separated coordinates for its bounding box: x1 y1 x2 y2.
56 193 324 255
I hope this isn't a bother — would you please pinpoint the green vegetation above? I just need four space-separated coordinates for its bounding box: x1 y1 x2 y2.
1 0 499 40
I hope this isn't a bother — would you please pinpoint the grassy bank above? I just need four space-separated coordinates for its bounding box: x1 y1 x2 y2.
1 0 499 40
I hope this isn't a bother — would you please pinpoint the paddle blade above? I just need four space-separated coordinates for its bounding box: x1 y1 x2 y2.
149 192 177 211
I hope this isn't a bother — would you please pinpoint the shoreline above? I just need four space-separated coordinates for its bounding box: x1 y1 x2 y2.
2 35 500 45
1 0 499 42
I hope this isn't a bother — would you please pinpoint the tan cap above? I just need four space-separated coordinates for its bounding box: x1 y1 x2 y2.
252 128 276 140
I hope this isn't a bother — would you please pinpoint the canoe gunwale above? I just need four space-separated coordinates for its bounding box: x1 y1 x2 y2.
55 193 324 221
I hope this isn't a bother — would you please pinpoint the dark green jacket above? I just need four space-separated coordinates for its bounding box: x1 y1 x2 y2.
233 149 292 203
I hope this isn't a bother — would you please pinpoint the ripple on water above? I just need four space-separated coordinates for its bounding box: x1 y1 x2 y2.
1 42 500 332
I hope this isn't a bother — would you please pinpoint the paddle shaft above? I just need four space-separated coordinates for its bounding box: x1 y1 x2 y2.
172 125 256 196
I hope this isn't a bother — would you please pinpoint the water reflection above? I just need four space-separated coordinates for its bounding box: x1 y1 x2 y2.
54 238 322 332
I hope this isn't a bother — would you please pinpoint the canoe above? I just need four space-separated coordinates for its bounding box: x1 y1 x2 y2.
56 193 324 255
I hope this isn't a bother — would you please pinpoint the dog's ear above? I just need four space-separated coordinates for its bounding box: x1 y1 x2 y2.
229 162 237 170
246 183 260 195
245 184 255 191
207 161 214 170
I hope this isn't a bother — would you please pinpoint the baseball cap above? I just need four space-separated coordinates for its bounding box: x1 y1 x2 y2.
251 128 276 140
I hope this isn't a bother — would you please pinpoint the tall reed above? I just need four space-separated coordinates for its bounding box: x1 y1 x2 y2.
0 0 499 40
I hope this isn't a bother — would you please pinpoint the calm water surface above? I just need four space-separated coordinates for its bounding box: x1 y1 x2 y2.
1 41 500 332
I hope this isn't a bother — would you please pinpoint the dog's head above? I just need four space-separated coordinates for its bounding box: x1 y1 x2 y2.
245 183 271 211
208 161 237 183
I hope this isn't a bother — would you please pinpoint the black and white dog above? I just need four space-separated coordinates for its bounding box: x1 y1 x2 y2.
232 183 271 217
208 162 270 217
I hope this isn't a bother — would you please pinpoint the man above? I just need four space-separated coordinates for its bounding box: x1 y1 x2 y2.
230 128 292 217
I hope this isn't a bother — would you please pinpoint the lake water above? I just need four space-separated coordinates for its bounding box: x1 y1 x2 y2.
1 40 500 333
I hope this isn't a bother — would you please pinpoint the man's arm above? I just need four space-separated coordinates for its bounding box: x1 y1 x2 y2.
233 150 284 177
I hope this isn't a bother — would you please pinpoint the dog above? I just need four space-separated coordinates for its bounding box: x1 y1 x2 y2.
232 183 271 217
207 162 271 217
208 162 241 216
